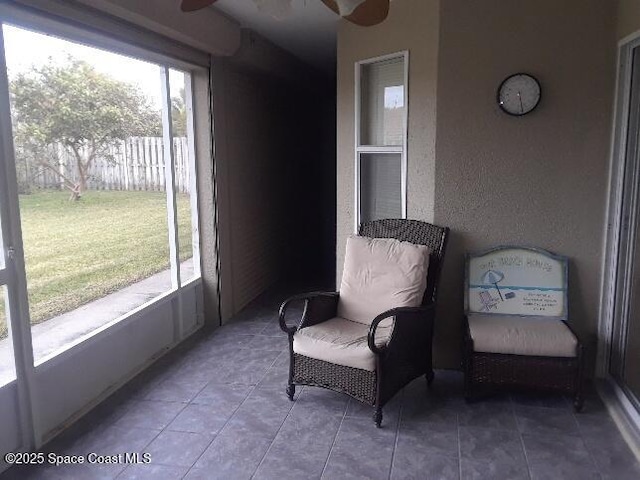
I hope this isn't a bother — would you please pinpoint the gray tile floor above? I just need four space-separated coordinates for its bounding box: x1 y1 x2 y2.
2 289 640 480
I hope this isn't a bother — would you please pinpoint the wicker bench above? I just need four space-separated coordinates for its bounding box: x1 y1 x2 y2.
462 246 584 411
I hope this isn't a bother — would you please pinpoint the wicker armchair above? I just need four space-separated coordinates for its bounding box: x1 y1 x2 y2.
279 219 449 427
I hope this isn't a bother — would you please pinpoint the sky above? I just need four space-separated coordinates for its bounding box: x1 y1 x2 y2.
384 86 404 109
2 24 185 108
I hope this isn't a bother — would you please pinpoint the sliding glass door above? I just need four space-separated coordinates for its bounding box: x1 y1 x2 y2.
0 4 208 459
611 42 640 409
0 22 34 456
0 185 17 387
0 22 202 365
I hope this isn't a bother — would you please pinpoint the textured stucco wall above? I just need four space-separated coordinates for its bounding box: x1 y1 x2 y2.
336 0 616 371
433 0 616 369
617 0 640 40
336 0 440 283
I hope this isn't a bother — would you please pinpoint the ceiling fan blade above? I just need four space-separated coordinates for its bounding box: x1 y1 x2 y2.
321 0 389 27
181 0 218 12
320 0 340 15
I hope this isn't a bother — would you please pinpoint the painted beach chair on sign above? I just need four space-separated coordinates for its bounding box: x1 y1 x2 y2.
462 246 584 411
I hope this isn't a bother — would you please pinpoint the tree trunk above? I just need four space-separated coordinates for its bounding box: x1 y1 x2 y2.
68 184 82 201
35 156 78 199
69 144 86 201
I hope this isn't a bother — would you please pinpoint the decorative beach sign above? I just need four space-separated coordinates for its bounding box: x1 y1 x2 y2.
465 247 568 318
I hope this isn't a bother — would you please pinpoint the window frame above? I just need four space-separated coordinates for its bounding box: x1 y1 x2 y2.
354 50 409 232
597 30 640 449
0 12 206 365
0 3 207 71
0 4 212 455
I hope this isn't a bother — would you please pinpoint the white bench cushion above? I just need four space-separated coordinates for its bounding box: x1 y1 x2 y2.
293 316 393 371
468 314 578 358
337 235 430 326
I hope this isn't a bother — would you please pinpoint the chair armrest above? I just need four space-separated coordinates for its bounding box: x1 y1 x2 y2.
368 303 437 354
278 291 339 334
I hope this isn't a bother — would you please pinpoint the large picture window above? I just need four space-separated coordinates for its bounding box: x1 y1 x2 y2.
0 23 202 369
355 52 408 229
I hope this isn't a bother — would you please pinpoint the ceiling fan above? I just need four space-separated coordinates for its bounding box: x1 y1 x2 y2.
180 0 390 27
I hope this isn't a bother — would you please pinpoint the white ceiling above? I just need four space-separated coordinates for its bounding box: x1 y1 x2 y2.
212 0 338 73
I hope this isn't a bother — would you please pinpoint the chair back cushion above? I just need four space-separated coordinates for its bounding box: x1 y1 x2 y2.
359 219 449 304
337 235 430 325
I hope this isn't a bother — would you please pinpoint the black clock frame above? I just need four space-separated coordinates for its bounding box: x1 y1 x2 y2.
497 72 541 117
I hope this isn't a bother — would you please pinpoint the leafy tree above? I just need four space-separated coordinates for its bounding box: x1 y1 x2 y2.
10 58 161 199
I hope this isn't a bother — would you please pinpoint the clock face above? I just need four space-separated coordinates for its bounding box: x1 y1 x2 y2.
497 73 541 116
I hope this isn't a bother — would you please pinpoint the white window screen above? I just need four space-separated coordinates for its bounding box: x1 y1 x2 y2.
359 153 402 222
360 57 405 146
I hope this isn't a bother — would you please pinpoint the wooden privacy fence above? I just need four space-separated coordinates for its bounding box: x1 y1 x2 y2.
16 137 192 193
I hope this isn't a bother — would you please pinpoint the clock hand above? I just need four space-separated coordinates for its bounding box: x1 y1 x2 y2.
517 91 523 113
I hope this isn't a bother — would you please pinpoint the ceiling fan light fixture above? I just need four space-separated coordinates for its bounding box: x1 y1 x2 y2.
335 0 367 16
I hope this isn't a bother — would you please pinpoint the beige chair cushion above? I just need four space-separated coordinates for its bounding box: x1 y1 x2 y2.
337 235 430 326
468 314 578 358
293 316 393 371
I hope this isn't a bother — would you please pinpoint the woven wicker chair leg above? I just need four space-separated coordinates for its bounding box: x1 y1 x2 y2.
425 370 435 387
373 407 383 428
286 384 295 401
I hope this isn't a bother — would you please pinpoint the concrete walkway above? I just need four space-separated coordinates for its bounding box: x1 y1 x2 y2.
0 260 194 385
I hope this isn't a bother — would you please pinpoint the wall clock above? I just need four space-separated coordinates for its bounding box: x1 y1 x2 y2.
497 73 541 116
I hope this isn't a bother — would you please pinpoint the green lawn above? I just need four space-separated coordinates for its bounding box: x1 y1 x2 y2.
0 190 193 340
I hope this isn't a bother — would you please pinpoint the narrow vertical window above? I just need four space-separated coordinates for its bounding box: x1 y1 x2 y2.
356 52 408 228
